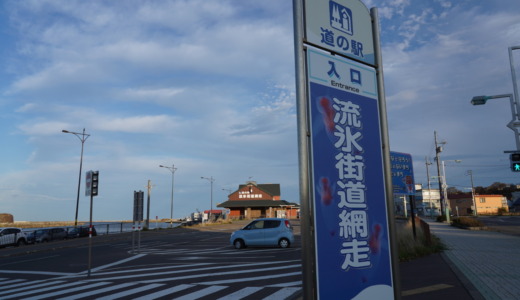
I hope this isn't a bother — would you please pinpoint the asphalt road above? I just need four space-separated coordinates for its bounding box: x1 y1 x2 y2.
0 220 302 300
476 215 520 237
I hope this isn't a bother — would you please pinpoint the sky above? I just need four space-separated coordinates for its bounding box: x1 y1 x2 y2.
1 0 520 222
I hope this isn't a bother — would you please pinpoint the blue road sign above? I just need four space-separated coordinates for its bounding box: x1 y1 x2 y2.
307 47 394 299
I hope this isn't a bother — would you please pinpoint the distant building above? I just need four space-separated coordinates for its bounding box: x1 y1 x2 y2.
217 181 299 219
448 194 508 216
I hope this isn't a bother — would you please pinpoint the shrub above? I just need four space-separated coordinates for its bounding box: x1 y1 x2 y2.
497 207 507 216
436 215 446 222
451 217 484 227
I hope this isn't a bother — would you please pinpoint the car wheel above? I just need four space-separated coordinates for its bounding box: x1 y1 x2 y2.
233 239 245 249
279 238 290 248
16 239 27 247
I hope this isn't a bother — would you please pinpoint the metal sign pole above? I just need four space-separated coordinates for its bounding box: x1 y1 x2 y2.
293 0 316 299
371 8 401 298
87 192 93 278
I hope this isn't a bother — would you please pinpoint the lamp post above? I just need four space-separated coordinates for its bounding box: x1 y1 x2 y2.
159 164 177 228
62 128 90 227
471 94 520 150
470 46 520 151
201 176 215 222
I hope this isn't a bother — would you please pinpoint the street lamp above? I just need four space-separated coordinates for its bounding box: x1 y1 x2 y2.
470 46 520 151
62 128 90 227
159 164 177 228
201 176 215 222
441 159 461 223
470 94 520 150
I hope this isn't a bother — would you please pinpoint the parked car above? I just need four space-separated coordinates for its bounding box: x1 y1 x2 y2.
27 228 67 243
67 226 97 238
230 218 294 249
0 227 27 247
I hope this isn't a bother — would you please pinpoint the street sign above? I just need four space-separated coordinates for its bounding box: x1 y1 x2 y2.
307 47 394 299
304 0 375 65
390 151 415 195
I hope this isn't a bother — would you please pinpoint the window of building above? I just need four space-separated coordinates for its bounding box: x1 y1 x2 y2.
479 198 486 203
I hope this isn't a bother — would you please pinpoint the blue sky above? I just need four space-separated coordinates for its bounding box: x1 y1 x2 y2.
1 0 520 221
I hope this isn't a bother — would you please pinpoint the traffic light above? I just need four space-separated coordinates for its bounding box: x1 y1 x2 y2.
511 153 520 172
91 171 99 196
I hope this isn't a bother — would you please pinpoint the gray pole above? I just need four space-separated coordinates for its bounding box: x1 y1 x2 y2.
62 128 90 227
371 8 401 299
146 180 151 229
425 157 433 217
293 0 315 299
509 46 520 120
467 170 477 216
170 167 175 228
434 131 445 217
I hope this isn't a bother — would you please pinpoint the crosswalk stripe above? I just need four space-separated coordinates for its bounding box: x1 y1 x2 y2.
216 287 263 300
132 284 194 300
200 271 301 285
0 280 65 297
96 283 163 300
266 280 302 287
23 282 112 300
174 285 228 300
138 264 301 284
0 279 38 290
87 261 299 282
0 280 79 299
70 262 213 277
54 282 138 300
262 287 301 300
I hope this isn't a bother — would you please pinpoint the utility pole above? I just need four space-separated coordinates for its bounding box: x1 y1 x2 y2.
425 156 433 218
467 170 477 216
434 131 445 218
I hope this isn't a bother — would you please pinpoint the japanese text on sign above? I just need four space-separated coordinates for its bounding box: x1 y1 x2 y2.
332 96 370 270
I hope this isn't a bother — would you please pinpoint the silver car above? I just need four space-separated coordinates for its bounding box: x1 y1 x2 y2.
230 218 294 249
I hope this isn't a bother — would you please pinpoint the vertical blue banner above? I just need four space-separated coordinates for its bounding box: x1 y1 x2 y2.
307 48 394 299
390 151 415 195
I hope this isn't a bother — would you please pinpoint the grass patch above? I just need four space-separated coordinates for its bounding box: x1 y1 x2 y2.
396 219 445 262
0 221 80 229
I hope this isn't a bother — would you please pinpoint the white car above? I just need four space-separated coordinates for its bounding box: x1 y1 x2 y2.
230 218 294 249
0 227 27 247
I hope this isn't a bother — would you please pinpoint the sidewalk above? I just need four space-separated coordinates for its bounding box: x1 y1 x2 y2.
416 219 520 300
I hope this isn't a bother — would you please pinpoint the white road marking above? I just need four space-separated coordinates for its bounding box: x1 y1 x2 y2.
174 285 227 300
132 284 194 300
216 287 263 300
262 287 301 300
